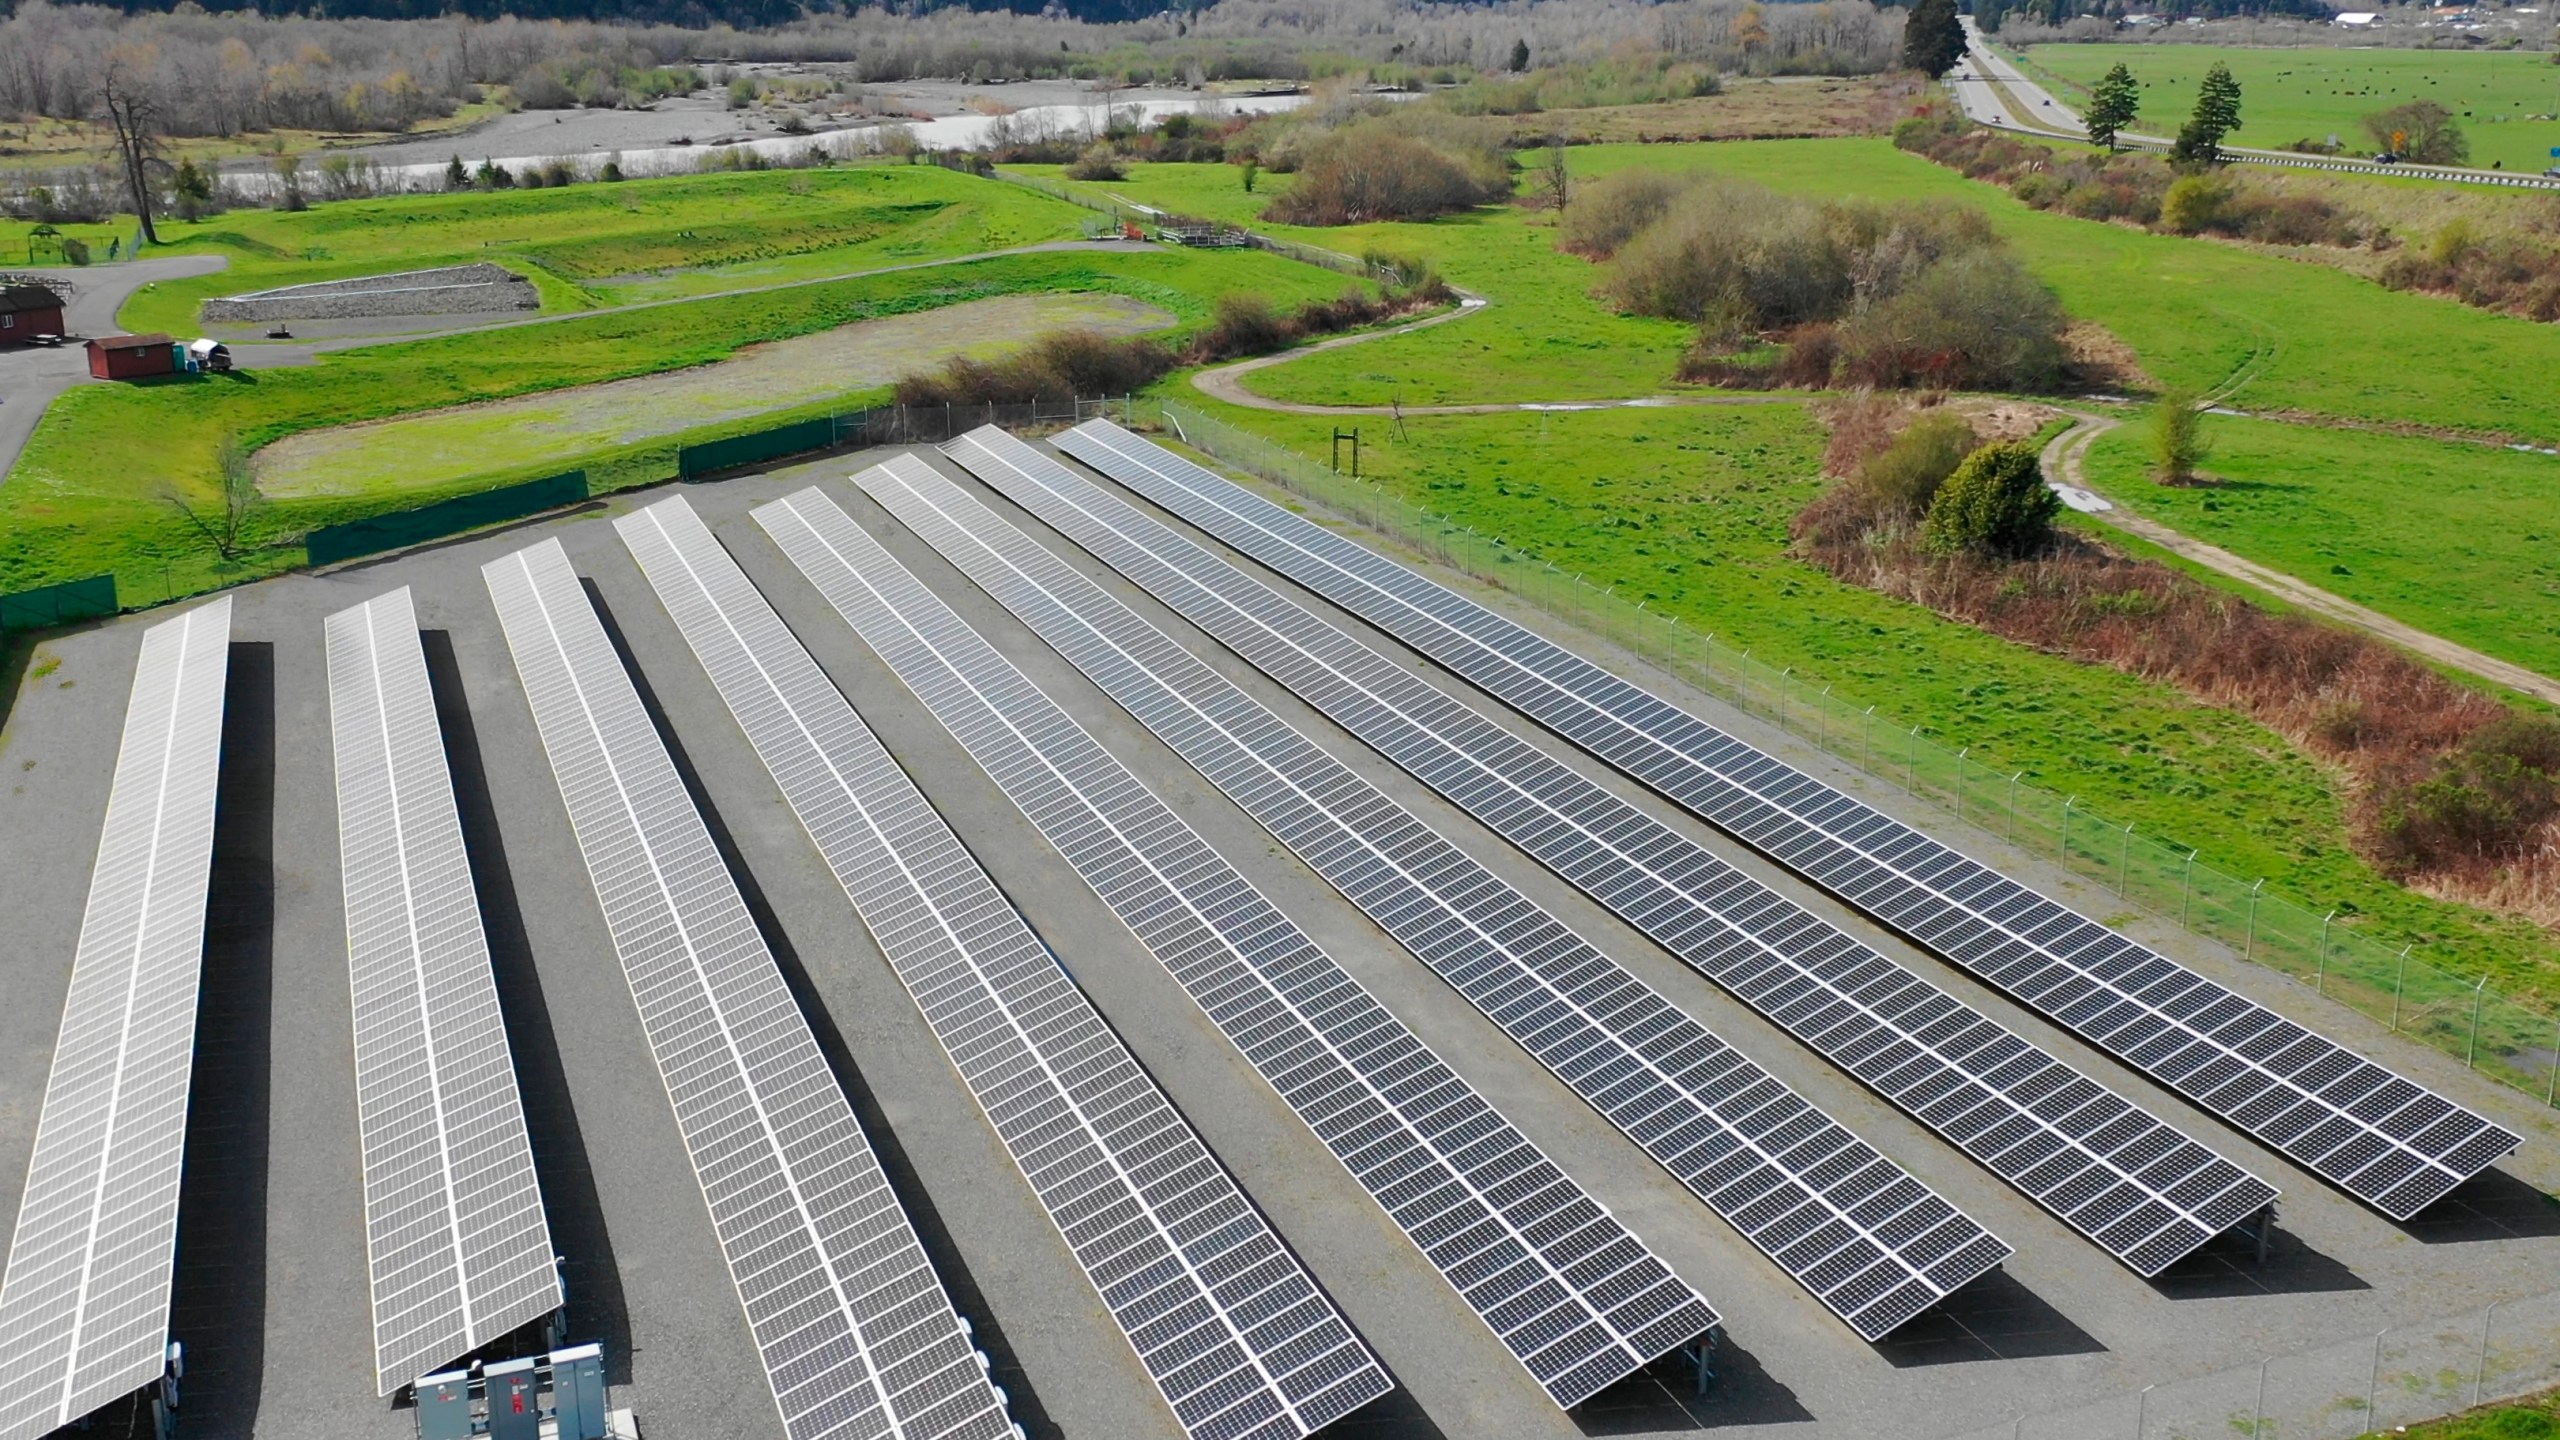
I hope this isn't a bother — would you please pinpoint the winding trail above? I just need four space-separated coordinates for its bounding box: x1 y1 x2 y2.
1193 259 2560 707
2040 411 2560 706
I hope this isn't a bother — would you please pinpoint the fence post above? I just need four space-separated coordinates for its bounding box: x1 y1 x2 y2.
2392 945 2410 1031
2474 1301 2500 1407
2244 878 2264 960
2180 851 2197 928
2368 1330 2387 1431
2316 912 2334 994
2008 771 2022 842
1908 726 1919 793
2468 977 2487 1067
1955 748 1968 821
2060 797 2074 860
1862 707 1874 773
2117 823 2133 895
1779 668 1794 733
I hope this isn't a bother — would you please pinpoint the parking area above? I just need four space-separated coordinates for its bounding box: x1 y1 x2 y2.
0 436 2551 1440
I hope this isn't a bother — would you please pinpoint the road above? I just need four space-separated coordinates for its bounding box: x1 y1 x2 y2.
0 254 229 484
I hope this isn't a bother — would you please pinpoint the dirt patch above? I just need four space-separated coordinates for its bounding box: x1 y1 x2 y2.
2061 321 2154 393
255 291 1172 499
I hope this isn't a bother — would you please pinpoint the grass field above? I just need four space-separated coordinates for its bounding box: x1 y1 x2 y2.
1182 395 2560 993
0 244 1349 597
93 162 1088 334
2080 415 2560 681
2018 42 2560 171
2397 1387 2560 1439
254 292 1173 498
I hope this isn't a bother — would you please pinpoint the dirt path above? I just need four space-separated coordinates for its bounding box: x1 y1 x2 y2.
2041 412 2560 706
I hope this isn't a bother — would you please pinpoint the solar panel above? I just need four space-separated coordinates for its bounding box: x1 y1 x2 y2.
481 542 1019 1440
947 426 2282 1278
748 475 1717 1407
325 587 561 1395
1055 421 2523 1223
605 503 1389 1440
843 459 2014 1342
0 598 230 1440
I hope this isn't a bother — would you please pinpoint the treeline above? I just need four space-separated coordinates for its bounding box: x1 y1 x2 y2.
1799 397 2560 914
1564 168 2071 392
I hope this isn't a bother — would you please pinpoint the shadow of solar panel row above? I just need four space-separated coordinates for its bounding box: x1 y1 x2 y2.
954 428 2278 1280
861 449 2010 1342
482 543 1020 1440
0 598 230 1440
753 472 1714 1408
1051 423 2521 1223
610 501 1387 1440
325 588 560 1396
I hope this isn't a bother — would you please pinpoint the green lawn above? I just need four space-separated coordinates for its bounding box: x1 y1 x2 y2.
2082 415 2560 682
2017 42 2560 172
1177 395 2560 996
0 245 1348 599
2391 1387 2560 1440
93 162 1088 335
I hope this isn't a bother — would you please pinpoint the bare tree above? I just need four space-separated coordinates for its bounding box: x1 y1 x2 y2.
95 43 163 245
1539 135 1570 215
165 434 264 564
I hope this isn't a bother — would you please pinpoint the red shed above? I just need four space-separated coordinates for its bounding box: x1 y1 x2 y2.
87 333 175 381
0 284 64 342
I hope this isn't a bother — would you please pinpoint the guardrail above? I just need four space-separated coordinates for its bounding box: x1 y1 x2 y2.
1155 399 2560 1111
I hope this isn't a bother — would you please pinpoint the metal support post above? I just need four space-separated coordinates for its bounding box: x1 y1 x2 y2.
1955 747 1969 821
1686 1325 1721 1397
2474 1301 2500 1408
2181 850 2198 928
2252 1355 2270 1438
2060 797 2074 860
2469 977 2488 1067
2135 1383 2152 1439
2118 822 2133 895
1908 725 1920 793
2244 878 2265 961
2392 945 2410 1031
2368 1329 2388 1427
2008 772 2023 842
2244 1203 2275 1265
2317 911 2335 994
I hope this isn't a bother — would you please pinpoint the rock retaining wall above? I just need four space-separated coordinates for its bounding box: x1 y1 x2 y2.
204 262 538 322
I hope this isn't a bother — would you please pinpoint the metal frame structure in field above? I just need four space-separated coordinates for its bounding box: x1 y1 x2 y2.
1053 420 2521 1223
749 478 1717 1408
847 458 2014 1343
325 587 561 1395
606 506 1388 1440
948 426 2280 1278
482 542 1020 1440
0 598 231 1440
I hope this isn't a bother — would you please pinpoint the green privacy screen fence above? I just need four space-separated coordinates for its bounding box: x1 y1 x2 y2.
306 470 589 568
678 418 838 480
0 574 117 631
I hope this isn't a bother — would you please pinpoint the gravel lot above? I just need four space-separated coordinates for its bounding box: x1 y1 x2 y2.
0 435 2551 1440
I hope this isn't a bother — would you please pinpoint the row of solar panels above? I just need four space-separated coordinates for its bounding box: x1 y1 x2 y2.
0 422 2519 1440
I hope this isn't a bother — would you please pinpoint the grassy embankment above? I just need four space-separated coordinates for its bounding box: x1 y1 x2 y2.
1030 151 2560 995
2016 42 2560 173
94 160 1089 333
0 242 1353 597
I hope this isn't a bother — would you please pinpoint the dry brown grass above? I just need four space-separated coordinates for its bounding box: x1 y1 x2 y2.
1497 74 1920 146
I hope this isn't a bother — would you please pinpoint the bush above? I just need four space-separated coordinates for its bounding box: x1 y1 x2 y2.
1559 169 1690 259
893 328 1175 408
2160 174 2228 235
1259 116 1510 226
1837 249 2068 392
1196 293 1291 357
1861 411 1977 520
2151 387 2208 484
1605 183 1848 327
1922 441 2057 556
1065 142 1124 181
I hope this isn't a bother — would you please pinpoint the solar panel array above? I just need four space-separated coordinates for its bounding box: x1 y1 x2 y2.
753 473 1716 1407
325 587 561 1395
0 598 231 1440
609 500 1389 1440
482 541 1019 1440
1056 421 2523 1222
949 426 2280 1278
849 457 2014 1342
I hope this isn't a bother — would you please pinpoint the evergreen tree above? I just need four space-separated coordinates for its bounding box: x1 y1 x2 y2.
1977 0 2007 35
1507 37 1530 72
2084 63 2138 151
444 153 467 190
2172 61 2242 164
170 159 213 221
1901 0 1966 80
1922 442 2057 557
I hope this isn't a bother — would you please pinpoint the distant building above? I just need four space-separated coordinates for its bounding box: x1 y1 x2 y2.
2333 10 2379 21
86 333 175 381
0 284 64 341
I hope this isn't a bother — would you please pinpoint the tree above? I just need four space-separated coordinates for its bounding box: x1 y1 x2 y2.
2150 385 2209 484
445 153 467 190
2362 99 2467 164
1922 441 2058 556
2171 61 2241 164
1902 0 1966 79
1977 0 2008 34
166 434 266 566
1538 135 1569 215
95 46 165 246
170 158 212 221
2084 63 2139 152
1507 37 1531 73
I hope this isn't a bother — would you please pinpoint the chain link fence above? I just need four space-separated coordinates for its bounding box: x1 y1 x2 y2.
1155 400 2560 1111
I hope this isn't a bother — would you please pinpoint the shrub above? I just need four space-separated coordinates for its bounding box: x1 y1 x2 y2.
1922 441 2056 556
1836 250 2068 392
1261 128 1509 225
1605 183 1848 327
1860 411 1977 520
2160 175 2228 235
892 328 1175 408
1065 142 1124 181
1196 293 1291 357
2151 387 2208 484
1560 169 1690 259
